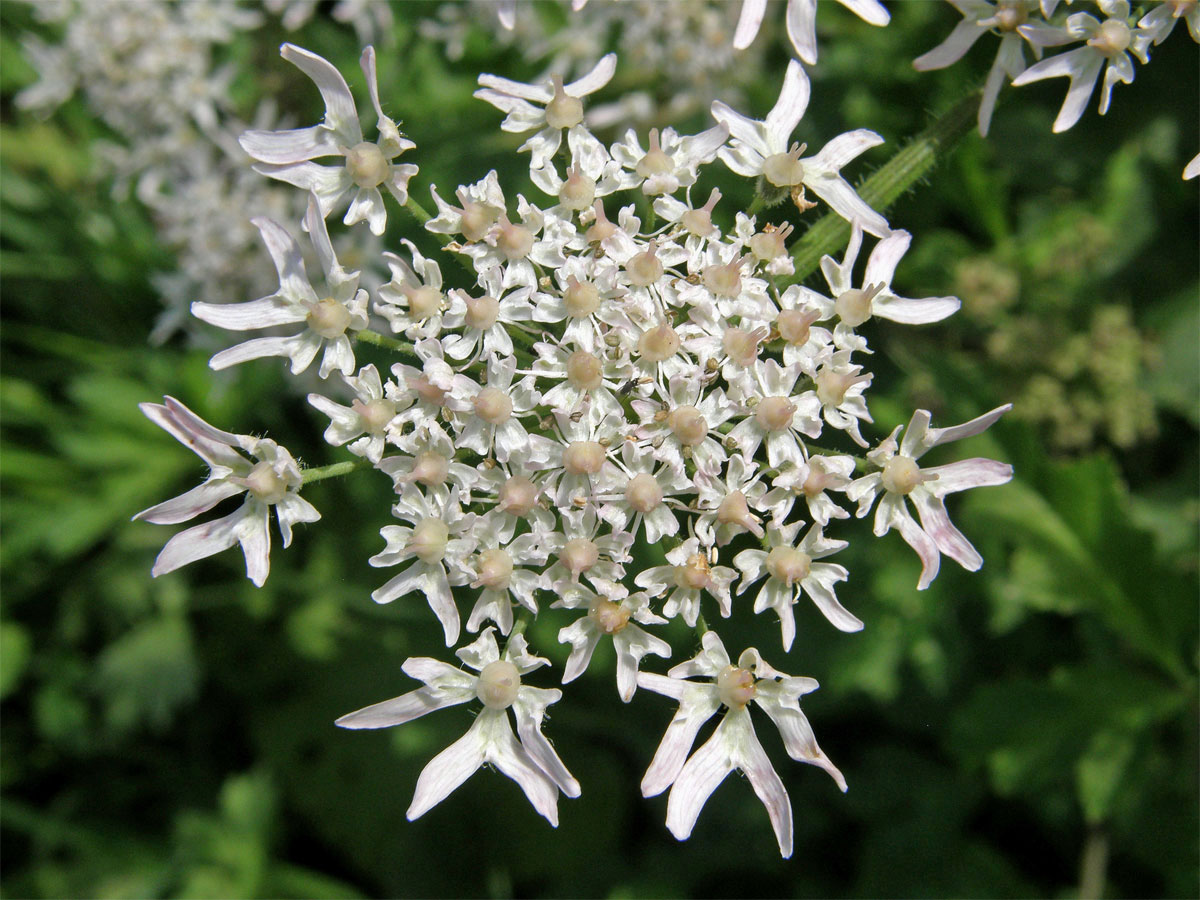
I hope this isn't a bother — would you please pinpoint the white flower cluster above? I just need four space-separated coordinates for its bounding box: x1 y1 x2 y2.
915 0 1200 157
136 43 1015 857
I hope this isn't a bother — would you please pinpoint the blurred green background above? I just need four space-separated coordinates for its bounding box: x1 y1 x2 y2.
2 2 1197 897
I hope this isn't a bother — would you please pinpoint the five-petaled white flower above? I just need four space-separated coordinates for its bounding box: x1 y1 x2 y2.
336 628 580 825
734 0 890 65
638 631 846 859
134 397 320 587
711 59 889 236
239 44 418 235
847 404 1014 589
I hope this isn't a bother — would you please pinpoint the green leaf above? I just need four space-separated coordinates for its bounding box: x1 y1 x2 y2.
94 615 199 733
0 621 32 699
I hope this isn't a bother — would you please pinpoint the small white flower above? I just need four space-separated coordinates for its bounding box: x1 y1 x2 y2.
847 405 1014 589
554 580 671 702
192 194 368 379
474 52 617 169
307 364 404 464
609 123 729 197
638 631 846 858
336 628 580 825
734 519 858 650
375 239 447 339
239 45 418 235
635 538 737 628
134 397 320 587
711 60 889 236
1013 0 1147 133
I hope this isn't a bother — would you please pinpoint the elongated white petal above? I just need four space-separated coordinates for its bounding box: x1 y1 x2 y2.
336 685 472 729
514 686 580 797
146 397 245 468
640 686 722 797
281 43 362 145
765 60 811 146
840 0 890 26
911 490 983 572
664 716 736 841
614 626 672 703
734 715 794 858
150 504 247 578
135 479 244 525
785 0 819 65
251 216 317 304
406 716 488 820
913 20 987 71
273 493 320 548
557 618 602 684
192 298 306 330
924 458 1014 495
733 0 767 48
565 52 616 97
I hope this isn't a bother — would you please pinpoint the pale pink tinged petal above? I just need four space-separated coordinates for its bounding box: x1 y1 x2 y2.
711 100 770 158
207 336 294 372
336 686 470 728
238 125 339 164
924 458 1014 495
889 501 942 590
558 618 602 684
717 143 767 178
803 574 863 633
480 712 562 826
191 298 306 330
140 399 244 470
911 490 983 572
873 293 961 325
135 480 245 525
371 564 424 605
733 0 768 49
665 714 738 842
785 0 819 66
424 566 461 647
863 228 910 287
345 186 387 236
765 60 812 143
273 493 320 548
475 74 552 104
925 403 1011 450
641 690 723 796
402 657 474 685
732 717 794 858
513 690 581 796
1051 53 1104 132
807 128 885 173
251 216 317 303
840 0 890 26
637 671 691 701
305 193 338 278
261 164 350 218
237 500 272 587
405 719 487 820
914 20 988 71
280 43 362 144
565 52 617 97
755 696 847 788
150 505 246 578
804 174 889 237
615 627 672 703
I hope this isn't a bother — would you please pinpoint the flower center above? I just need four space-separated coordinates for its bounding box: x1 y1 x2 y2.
561 537 600 575
716 490 761 534
476 660 521 709
473 547 514 591
722 326 764 367
674 552 711 590
566 350 603 390
588 596 631 634
545 76 584 129
749 223 792 261
816 369 868 407
835 283 885 328
409 374 447 406
766 545 812 586
993 0 1028 32
497 218 534 261
880 456 924 495
703 256 743 299
586 201 617 244
409 517 450 563
498 476 538 515
755 396 796 432
1089 18 1132 56
474 387 513 425
465 294 500 330
625 240 664 287
564 276 601 318
636 128 674 178
802 466 833 497
409 451 450 487
458 196 498 243
352 397 397 434
717 665 756 709
668 406 708 446
625 473 663 513
560 165 596 210
404 285 444 321
307 297 352 339
638 322 680 362
563 440 606 475
776 307 818 346
243 461 288 504
762 142 806 187
345 141 390 189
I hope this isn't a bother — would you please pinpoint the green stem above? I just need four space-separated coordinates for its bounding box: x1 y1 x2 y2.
354 328 413 355
301 458 374 485
787 88 982 283
695 612 710 639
